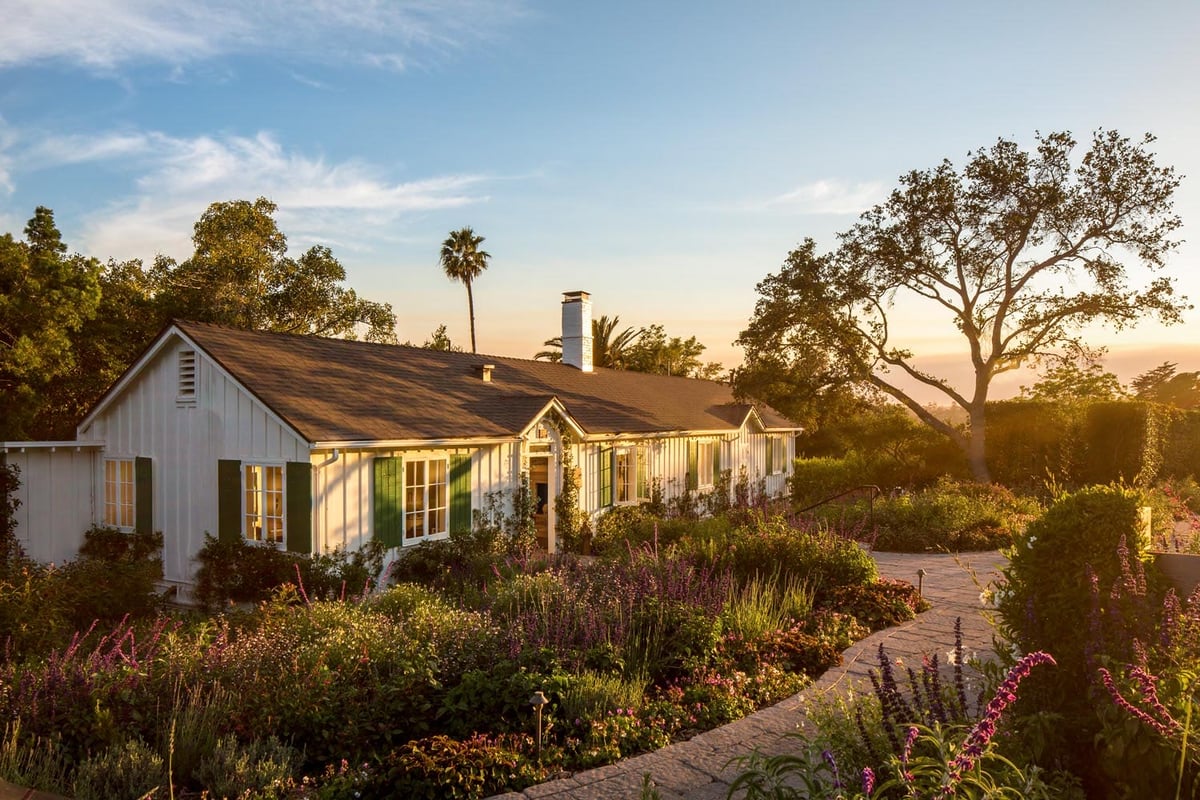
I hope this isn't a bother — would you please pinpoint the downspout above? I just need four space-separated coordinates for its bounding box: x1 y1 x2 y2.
316 449 341 468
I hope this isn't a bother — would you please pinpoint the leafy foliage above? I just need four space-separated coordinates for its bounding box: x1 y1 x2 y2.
193 534 385 610
0 207 102 439
737 130 1187 481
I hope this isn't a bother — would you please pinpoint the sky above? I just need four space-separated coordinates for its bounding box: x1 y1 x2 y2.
2 0 1199 404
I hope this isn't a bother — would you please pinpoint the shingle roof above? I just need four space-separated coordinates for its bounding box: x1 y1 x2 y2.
175 321 799 444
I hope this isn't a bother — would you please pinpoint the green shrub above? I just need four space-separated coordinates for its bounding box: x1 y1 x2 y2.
57 526 165 629
868 479 1041 552
72 738 168 800
996 483 1169 786
367 734 541 799
826 577 929 631
194 734 302 799
688 517 877 604
209 598 442 764
193 535 384 610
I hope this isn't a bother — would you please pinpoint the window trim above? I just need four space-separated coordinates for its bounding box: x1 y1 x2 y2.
696 441 716 489
243 462 286 548
769 436 787 475
403 456 450 545
103 457 136 530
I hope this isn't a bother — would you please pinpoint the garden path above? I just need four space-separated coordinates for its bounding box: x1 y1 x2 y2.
488 549 1008 800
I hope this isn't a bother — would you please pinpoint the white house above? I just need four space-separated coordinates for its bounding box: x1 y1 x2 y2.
1 291 800 591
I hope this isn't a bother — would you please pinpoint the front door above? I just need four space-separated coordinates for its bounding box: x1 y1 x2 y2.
530 456 551 551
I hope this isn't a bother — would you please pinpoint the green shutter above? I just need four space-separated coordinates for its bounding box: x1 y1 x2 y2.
766 436 774 475
134 456 153 535
373 456 403 548
217 459 241 543
449 454 472 534
285 461 313 554
599 445 613 507
712 441 721 481
636 445 648 500
686 440 698 490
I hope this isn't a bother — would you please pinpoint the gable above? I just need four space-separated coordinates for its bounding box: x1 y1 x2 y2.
97 321 800 445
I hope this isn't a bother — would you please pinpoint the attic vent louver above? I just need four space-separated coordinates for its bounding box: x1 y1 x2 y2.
177 349 197 406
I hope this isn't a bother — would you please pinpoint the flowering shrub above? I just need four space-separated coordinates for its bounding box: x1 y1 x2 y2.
729 651 1071 799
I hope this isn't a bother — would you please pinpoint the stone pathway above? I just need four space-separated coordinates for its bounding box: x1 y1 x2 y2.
488 550 1008 800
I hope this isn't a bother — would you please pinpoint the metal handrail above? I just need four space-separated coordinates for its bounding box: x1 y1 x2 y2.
794 484 883 524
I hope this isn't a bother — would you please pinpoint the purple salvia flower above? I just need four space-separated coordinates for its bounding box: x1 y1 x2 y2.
1098 667 1179 736
952 618 968 717
936 651 1056 800
821 749 843 789
861 766 876 795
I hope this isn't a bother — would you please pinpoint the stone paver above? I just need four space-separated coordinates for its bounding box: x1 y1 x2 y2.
489 549 1007 800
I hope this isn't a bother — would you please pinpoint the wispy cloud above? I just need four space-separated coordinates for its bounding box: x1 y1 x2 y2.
20 130 494 260
758 179 886 215
0 0 526 72
0 120 15 196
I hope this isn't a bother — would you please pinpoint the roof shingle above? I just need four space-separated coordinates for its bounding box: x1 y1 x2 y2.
176 321 799 444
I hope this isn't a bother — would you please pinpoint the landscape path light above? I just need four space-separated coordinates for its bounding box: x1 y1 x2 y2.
917 568 927 601
530 689 549 761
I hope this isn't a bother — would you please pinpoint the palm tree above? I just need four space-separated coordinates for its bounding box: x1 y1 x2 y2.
439 227 490 353
533 315 641 368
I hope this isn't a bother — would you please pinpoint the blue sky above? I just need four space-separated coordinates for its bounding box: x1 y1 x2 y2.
2 1 1198 400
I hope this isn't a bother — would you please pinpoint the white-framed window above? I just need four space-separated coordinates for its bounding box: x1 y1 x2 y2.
405 458 448 542
104 458 135 529
769 436 787 475
613 445 649 505
697 441 715 488
244 464 285 545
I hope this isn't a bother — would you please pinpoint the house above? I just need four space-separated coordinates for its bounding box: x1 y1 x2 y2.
1 291 800 591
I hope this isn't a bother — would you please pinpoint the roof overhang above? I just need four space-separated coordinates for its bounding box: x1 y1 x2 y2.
78 323 311 446
312 436 519 450
1 441 106 453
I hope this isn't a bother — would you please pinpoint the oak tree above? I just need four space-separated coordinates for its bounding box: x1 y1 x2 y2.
737 131 1187 481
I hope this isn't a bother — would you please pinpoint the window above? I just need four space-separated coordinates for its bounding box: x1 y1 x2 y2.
768 436 787 475
244 464 284 544
696 441 715 488
405 458 448 542
104 459 135 529
177 350 197 405
614 446 649 504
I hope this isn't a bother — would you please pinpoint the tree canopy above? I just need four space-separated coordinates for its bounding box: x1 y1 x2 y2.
154 198 396 342
736 130 1188 481
1 199 397 439
1131 361 1200 408
1018 358 1125 404
0 208 101 438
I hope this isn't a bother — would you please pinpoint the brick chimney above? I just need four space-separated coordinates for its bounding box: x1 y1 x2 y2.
561 291 593 372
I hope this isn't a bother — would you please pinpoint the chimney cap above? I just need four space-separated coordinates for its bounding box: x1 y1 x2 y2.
562 290 590 302
476 363 496 382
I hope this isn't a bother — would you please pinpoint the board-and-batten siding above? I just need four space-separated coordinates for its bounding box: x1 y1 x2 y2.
312 442 518 556
80 338 309 584
578 429 793 516
2 447 96 565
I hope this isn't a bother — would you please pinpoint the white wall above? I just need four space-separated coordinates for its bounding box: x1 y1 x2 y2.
2 446 97 565
81 336 310 584
311 442 520 558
